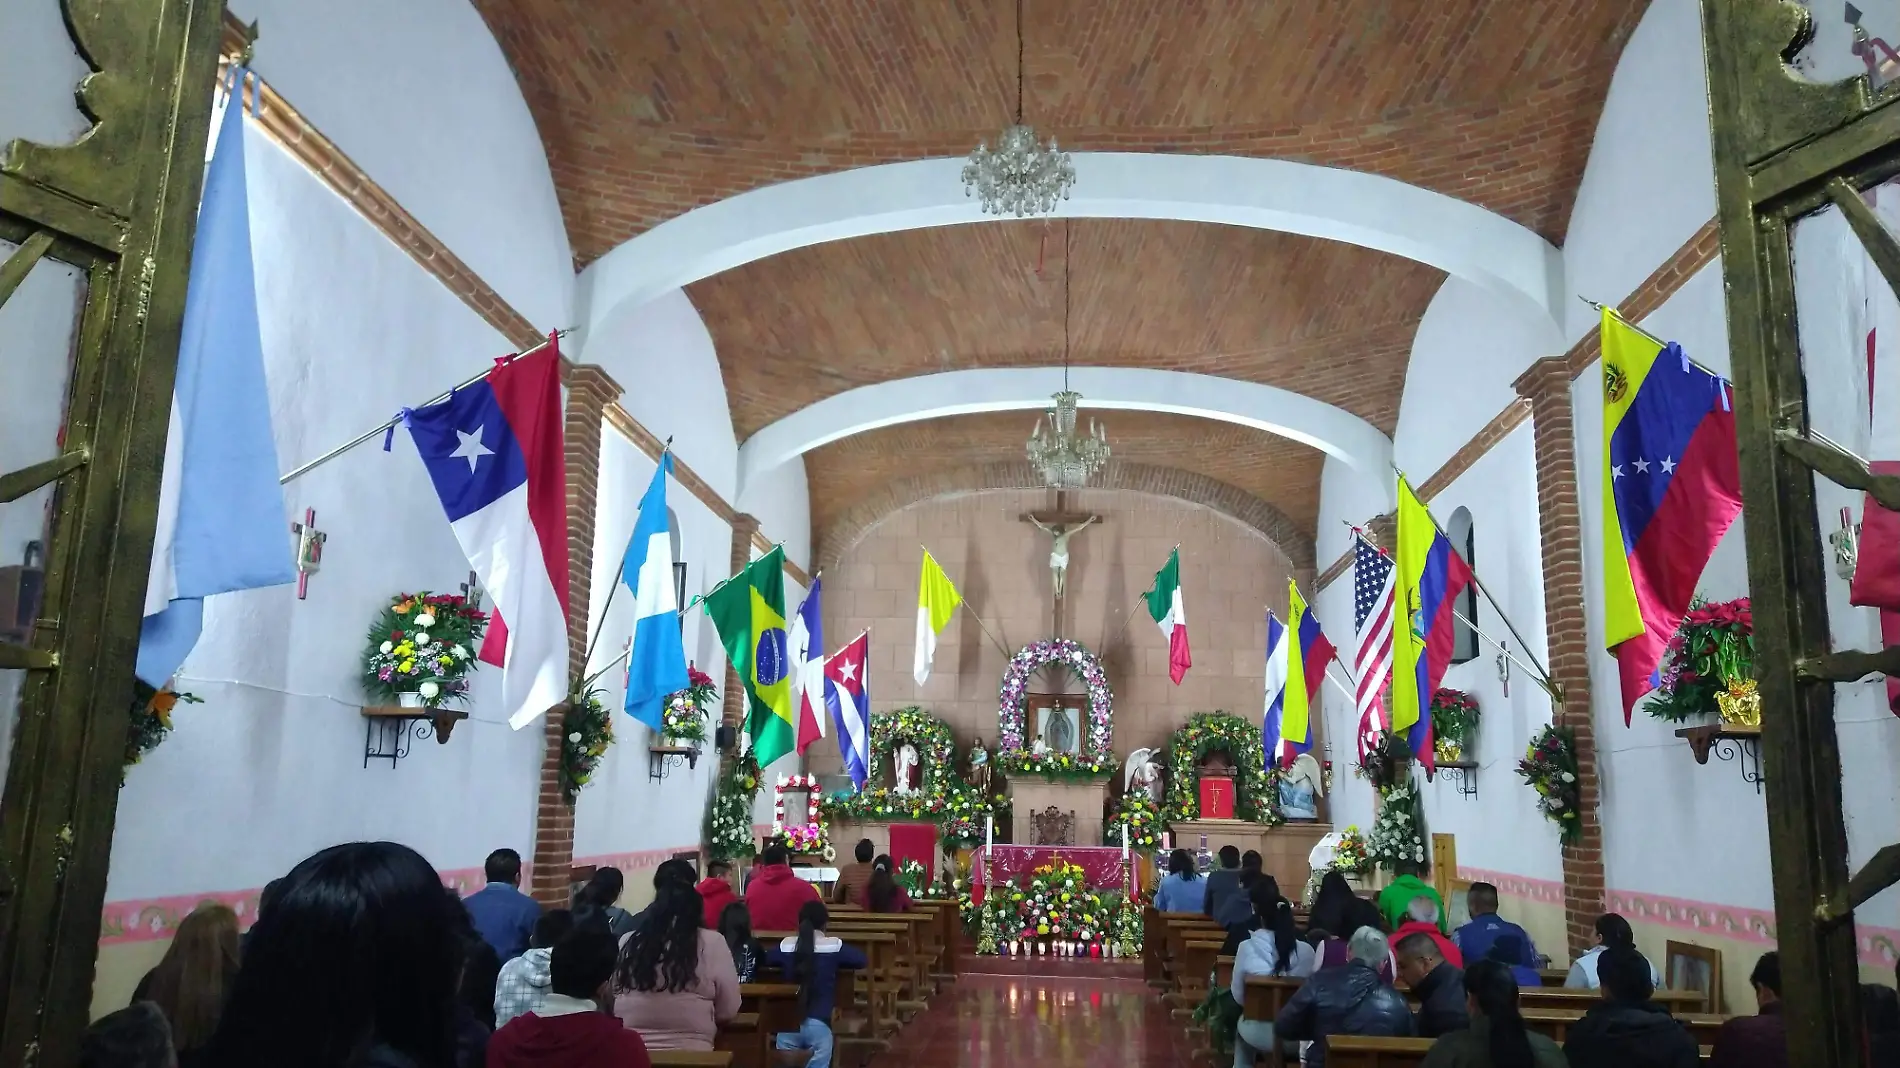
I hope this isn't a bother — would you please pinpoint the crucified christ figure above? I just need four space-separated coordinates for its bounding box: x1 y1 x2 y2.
1028 514 1098 600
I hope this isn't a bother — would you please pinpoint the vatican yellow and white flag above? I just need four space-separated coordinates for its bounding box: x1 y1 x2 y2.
913 549 963 685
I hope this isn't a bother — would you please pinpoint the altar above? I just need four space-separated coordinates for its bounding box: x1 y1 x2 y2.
974 844 1138 899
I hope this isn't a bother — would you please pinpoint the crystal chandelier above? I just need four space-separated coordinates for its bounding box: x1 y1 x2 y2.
1026 221 1108 488
962 0 1075 217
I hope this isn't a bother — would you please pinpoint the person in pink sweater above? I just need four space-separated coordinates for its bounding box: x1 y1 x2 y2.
610 883 739 1051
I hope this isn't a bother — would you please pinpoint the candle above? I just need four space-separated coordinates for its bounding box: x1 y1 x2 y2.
985 814 994 853
1121 822 1129 861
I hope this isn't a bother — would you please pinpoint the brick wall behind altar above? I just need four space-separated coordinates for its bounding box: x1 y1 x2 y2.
811 487 1305 775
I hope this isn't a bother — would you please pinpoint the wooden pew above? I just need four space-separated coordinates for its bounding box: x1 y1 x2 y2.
1326 1036 1437 1068
829 913 933 1009
648 1055 733 1067
1215 954 1236 993
913 899 961 980
1241 976 1306 1068
714 1011 764 1068
1170 937 1225 1017
1537 967 1569 986
1143 906 1167 987
1520 1008 1731 1046
761 929 899 1049
739 982 804 1045
1517 986 1706 1015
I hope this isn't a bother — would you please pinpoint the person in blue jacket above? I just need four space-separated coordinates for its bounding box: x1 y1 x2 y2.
766 901 866 1068
463 849 541 962
1153 848 1207 913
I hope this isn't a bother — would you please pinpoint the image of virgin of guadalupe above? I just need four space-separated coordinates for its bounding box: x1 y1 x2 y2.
1044 705 1077 754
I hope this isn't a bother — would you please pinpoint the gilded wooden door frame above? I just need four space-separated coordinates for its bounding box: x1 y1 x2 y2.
1704 2 1900 1063
0 1 224 1063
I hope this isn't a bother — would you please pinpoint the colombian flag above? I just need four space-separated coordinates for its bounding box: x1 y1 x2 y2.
1600 308 1743 721
705 545 797 766
1278 580 1336 767
1392 476 1472 771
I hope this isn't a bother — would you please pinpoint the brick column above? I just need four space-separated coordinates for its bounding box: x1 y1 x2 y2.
529 363 623 906
722 514 760 733
1512 356 1606 956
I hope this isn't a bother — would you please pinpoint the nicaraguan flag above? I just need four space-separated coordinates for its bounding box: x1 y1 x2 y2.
1260 611 1288 770
138 101 296 686
788 578 828 755
825 629 872 790
620 453 688 732
406 342 571 729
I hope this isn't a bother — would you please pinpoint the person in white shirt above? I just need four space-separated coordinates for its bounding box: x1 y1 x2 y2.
1231 883 1318 1068
1565 913 1663 989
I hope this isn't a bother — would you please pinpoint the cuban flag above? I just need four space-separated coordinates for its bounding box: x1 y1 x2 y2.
405 341 571 729
788 578 828 755
620 453 688 732
824 630 872 790
1260 611 1288 770
138 99 297 686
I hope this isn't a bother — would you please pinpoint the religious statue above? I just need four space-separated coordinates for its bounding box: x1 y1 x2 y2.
1031 733 1051 756
894 742 920 794
1279 752 1324 821
1043 705 1077 754
967 737 992 797
1027 513 1098 600
1125 747 1164 806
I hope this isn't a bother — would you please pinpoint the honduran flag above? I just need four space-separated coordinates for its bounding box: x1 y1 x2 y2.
405 341 571 729
1392 475 1473 770
788 578 828 755
825 629 872 790
620 452 688 733
1279 580 1336 768
1600 308 1743 721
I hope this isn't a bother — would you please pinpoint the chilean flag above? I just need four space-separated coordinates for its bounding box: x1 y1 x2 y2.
788 578 828 755
405 341 571 728
824 630 872 790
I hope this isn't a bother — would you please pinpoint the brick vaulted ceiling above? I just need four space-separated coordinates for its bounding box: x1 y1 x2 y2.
475 0 1646 556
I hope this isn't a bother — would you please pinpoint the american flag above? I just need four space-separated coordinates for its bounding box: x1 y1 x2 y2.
1352 535 1396 758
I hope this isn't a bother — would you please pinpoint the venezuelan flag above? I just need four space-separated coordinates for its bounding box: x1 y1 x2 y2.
1392 476 1472 770
1600 307 1743 721
1278 580 1336 768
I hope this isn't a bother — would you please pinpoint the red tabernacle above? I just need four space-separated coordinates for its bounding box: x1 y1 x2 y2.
1199 777 1235 819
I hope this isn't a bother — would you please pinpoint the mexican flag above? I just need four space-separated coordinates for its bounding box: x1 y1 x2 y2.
1145 549 1191 684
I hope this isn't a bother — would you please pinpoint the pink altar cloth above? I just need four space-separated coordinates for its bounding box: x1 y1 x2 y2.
973 845 1138 904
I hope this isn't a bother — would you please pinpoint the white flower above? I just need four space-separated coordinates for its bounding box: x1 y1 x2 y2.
416 612 437 628
1561 772 1576 783
569 732 582 743
419 681 441 699
416 632 432 646
453 644 469 660
380 641 394 654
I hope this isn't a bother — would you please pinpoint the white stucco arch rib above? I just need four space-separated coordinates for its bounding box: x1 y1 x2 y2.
735 367 1393 499
577 153 1566 340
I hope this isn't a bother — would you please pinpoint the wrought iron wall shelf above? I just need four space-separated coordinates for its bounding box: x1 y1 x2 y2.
361 705 468 768
1426 760 1478 799
648 744 700 782
1675 723 1762 795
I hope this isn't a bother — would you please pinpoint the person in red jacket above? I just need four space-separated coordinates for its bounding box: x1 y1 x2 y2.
487 919 650 1068
695 861 738 930
1390 896 1464 968
743 844 821 932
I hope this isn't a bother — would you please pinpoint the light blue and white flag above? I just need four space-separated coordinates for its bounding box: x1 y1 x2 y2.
138 98 295 686
621 452 688 731
1260 611 1289 771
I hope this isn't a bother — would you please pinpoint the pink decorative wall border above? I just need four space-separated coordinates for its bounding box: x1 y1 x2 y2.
1608 887 1900 970
1459 867 1565 906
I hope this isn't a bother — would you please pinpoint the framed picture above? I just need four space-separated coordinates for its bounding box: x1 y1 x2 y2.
1664 940 1722 1013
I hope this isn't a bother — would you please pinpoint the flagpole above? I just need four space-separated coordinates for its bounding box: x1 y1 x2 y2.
1104 594 1144 651
919 544 1012 658
572 440 677 697
1577 296 1725 380
1451 607 1556 700
278 328 571 485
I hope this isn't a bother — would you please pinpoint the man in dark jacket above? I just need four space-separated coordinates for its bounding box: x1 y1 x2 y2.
1203 845 1244 916
1276 927 1414 1066
1708 951 1785 1068
464 849 542 962
1394 930 1469 1038
1564 945 1700 1068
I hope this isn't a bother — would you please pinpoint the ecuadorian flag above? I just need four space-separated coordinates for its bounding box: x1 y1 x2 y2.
1278 580 1336 768
706 545 797 766
1600 307 1743 721
1393 475 1472 770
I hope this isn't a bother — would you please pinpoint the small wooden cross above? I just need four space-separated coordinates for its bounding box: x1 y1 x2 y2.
290 508 325 600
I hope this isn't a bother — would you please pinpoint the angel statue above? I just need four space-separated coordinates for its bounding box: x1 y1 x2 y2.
1279 752 1324 821
894 742 920 795
1125 747 1164 806
967 737 992 797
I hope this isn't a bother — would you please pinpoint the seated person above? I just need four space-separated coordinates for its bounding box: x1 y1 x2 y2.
744 843 822 932
765 902 867 1068
1276 927 1414 1067
1420 959 1566 1068
1315 898 1397 983
489 918 653 1068
864 857 912 913
611 883 740 1051
495 908 577 1027
1564 914 1662 990
1153 849 1207 914
1563 945 1699 1068
1391 897 1464 969
695 861 738 929
1220 874 1282 955
1454 882 1538 968
80 1003 174 1068
1394 930 1469 1038
1203 845 1245 917
1214 851 1264 928
1231 886 1318 1068
1375 861 1446 935
1709 951 1783 1068
1485 934 1544 989
717 902 763 984
831 839 876 905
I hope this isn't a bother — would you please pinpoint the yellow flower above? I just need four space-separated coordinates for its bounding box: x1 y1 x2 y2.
395 642 415 657
399 659 415 673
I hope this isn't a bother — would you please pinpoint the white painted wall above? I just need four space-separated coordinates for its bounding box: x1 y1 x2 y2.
0 0 88 151
229 0 574 333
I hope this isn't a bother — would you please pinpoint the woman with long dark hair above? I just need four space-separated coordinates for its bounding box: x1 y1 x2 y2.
765 901 865 1068
133 902 240 1067
1153 848 1205 913
1419 959 1565 1067
717 902 762 983
573 866 636 940
1229 884 1317 1068
1307 870 1356 939
611 881 739 1050
864 856 911 913
202 841 468 1068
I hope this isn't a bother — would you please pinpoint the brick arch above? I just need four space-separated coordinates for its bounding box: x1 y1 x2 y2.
816 461 1316 573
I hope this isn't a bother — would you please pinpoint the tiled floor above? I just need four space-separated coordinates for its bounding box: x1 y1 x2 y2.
868 971 1191 1067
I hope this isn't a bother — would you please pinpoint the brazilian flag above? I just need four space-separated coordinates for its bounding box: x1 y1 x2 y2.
704 545 795 767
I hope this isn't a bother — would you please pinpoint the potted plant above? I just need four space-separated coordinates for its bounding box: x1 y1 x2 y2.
363 592 488 708
1646 597 1756 726
660 665 718 746
1430 688 1480 763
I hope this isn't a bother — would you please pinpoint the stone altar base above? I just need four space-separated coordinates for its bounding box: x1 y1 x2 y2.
1170 820 1333 892
1007 778 1109 845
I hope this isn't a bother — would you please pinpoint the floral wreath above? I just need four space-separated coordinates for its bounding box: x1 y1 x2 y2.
1164 711 1281 826
997 639 1113 761
774 773 832 860
560 689 614 804
864 706 957 794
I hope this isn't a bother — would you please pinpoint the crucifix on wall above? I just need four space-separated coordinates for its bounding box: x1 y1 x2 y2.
290 509 326 600
1018 489 1102 637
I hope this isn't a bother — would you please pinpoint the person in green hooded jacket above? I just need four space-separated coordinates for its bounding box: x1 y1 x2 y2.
1375 862 1448 935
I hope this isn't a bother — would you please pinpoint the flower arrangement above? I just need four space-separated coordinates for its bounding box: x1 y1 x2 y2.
774 773 830 859
1518 724 1581 844
1430 688 1480 762
1332 824 1371 874
997 639 1113 760
1105 788 1164 849
1355 729 1413 791
1163 711 1281 826
1366 774 1428 871
894 857 929 898
362 592 488 707
707 752 762 861
125 681 199 784
972 859 1144 957
661 665 718 742
1646 597 1756 725
560 689 613 804
821 785 1005 849
995 748 1119 781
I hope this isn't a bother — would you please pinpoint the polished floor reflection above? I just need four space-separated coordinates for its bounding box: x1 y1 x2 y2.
871 972 1187 1067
